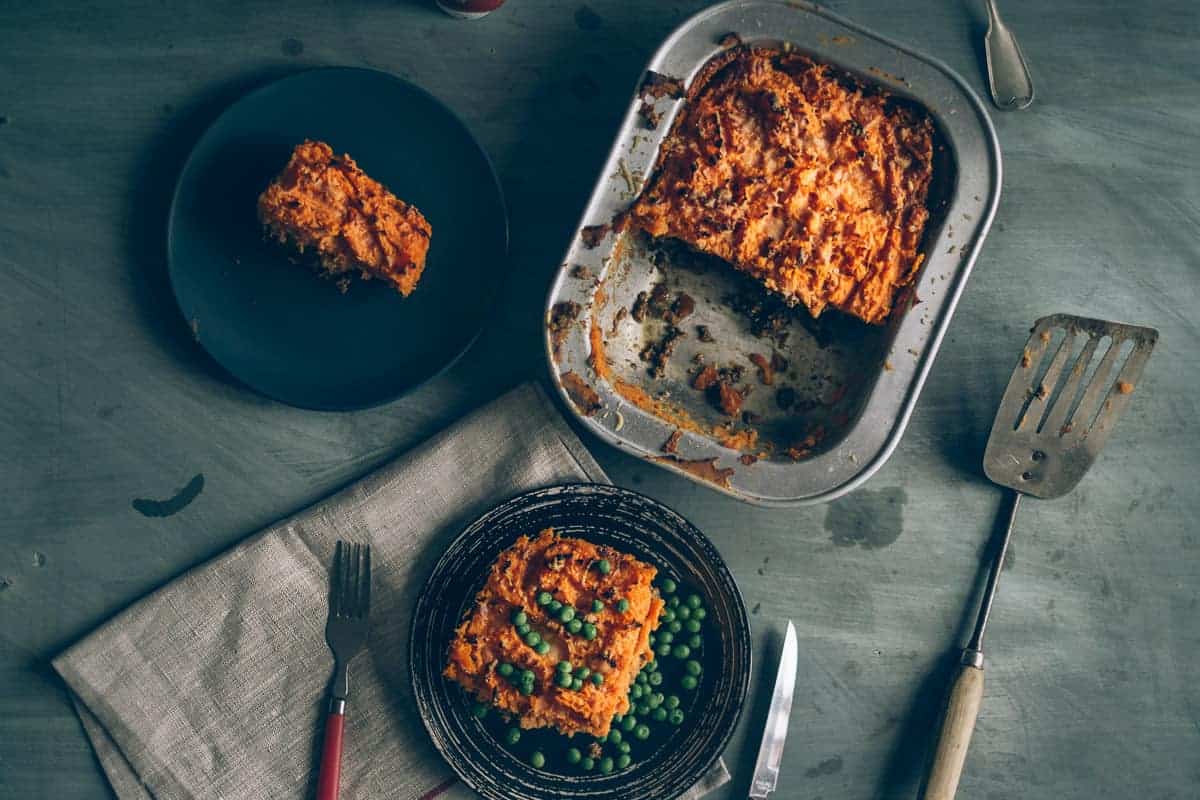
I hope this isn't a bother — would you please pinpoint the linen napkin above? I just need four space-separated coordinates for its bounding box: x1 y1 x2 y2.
54 383 730 800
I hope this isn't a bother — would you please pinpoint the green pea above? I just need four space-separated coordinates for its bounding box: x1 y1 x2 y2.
649 634 657 646
648 671 663 687
656 643 671 657
599 756 614 774
556 660 571 673
519 681 534 695
688 634 702 649
548 600 563 614
636 703 651 716
471 702 488 719
672 644 691 659
685 660 702 676
668 621 682 634
522 668 537 682
504 727 521 745
512 610 528 626
668 596 680 608
566 747 582 764
581 756 595 771
567 618 583 634
617 753 632 769
618 741 631 754
559 606 576 623
661 578 677 594
524 631 541 647
658 630 674 645
516 623 531 636
669 708 685 725
535 641 550 655
497 662 515 678
591 672 604 686
582 623 597 640
676 606 691 621
634 723 650 740
637 671 649 685
630 684 644 700
614 713 625 724
592 599 604 613
621 715 638 732
597 559 612 575
571 677 584 691
652 707 668 722
530 751 545 769
537 591 553 606
686 594 702 609
574 666 590 679
556 672 573 688
685 618 701 633
692 607 707 621
661 608 676 623
665 695 681 710
607 728 623 745
681 675 698 691
616 598 630 613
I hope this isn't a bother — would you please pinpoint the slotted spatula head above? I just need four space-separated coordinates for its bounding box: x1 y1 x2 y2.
984 314 1158 499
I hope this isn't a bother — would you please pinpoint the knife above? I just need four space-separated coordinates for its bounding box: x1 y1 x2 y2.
749 620 798 799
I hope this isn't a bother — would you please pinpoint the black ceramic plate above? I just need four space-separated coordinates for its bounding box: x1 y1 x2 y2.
167 68 507 410
410 484 751 800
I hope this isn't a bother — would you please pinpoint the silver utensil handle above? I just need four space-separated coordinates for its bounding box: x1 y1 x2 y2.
985 0 1035 110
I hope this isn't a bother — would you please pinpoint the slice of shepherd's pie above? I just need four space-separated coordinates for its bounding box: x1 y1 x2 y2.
444 528 664 739
629 47 935 325
257 140 432 296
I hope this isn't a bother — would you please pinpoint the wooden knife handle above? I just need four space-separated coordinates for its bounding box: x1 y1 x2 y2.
919 663 985 800
316 708 345 800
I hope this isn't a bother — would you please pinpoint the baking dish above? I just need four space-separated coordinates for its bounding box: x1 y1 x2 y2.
545 0 1001 505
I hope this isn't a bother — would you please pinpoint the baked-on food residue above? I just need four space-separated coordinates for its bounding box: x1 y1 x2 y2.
629 46 934 325
444 528 663 738
257 140 432 296
560 370 601 417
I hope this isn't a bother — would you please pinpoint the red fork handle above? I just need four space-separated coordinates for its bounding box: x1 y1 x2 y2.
316 706 345 800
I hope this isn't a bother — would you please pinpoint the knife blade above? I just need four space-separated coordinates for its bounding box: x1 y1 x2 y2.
749 620 798 799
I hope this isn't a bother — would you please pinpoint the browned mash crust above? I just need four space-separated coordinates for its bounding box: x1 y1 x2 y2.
257 140 432 296
444 529 663 739
629 47 934 325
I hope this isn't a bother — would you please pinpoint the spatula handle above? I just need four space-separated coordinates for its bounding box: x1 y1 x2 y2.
919 660 985 800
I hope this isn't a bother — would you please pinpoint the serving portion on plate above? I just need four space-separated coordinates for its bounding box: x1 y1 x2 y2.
545 0 1001 505
168 67 506 410
410 484 751 800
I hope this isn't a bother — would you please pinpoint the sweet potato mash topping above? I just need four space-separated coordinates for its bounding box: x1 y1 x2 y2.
257 140 432 296
444 529 663 738
629 47 934 324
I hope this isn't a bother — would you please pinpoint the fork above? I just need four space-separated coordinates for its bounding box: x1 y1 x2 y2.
317 541 371 800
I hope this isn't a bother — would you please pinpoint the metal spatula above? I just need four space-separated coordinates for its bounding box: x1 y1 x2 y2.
919 313 1158 800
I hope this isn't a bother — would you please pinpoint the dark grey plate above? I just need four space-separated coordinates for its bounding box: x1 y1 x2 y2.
168 67 507 410
409 484 751 800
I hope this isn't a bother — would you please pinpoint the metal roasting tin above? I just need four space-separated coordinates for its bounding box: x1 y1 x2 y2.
545 0 1002 505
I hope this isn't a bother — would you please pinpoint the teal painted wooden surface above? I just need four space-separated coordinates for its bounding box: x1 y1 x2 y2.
1 1 1198 797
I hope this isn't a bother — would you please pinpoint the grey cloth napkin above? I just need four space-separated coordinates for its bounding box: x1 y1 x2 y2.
54 383 730 800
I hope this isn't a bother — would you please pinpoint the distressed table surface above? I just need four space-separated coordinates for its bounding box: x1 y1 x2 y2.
1 1 1197 798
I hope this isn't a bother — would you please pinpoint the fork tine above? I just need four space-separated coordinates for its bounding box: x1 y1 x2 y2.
340 541 354 618
1040 333 1099 435
1019 328 1075 431
330 541 344 617
351 543 363 618
360 545 371 617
